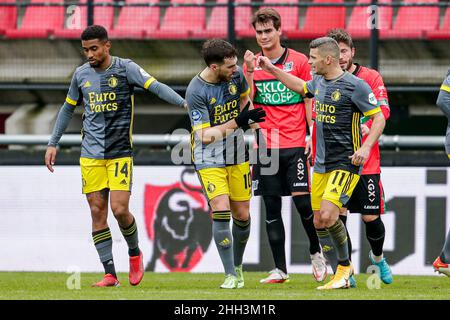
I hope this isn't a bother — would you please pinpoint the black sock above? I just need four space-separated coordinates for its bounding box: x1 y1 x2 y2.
338 260 351 267
102 259 117 277
364 217 385 257
263 196 287 274
293 194 321 254
232 217 251 267
339 215 352 261
128 247 140 257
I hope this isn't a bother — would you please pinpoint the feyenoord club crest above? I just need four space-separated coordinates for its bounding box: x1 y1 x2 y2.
144 169 212 272
228 84 237 95
108 76 118 88
331 89 341 102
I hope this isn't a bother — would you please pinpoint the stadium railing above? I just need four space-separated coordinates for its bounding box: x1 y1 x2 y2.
0 134 444 149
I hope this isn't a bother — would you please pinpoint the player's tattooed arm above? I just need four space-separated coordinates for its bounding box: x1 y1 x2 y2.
243 50 256 99
304 98 313 159
350 111 385 166
256 56 306 95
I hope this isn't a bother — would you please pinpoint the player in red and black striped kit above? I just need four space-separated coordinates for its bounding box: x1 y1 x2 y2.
244 8 327 284
311 29 393 286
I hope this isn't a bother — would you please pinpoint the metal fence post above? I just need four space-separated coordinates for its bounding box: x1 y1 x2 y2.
227 0 236 45
370 0 379 70
87 0 94 26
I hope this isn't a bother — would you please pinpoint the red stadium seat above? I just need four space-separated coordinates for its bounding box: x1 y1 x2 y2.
5 0 64 39
346 0 392 39
234 0 254 38
109 0 160 39
286 0 345 39
261 0 299 33
426 7 450 39
192 0 252 39
381 0 439 39
151 0 206 39
192 0 229 38
53 0 114 39
0 0 17 36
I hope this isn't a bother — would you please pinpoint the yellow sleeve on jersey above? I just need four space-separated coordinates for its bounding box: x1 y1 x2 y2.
65 96 77 106
440 84 450 93
240 88 250 98
363 107 381 117
144 77 156 90
192 122 211 131
303 82 309 95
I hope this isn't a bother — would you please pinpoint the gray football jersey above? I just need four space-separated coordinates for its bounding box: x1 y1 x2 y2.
306 71 380 174
186 67 250 170
66 56 155 159
437 68 450 155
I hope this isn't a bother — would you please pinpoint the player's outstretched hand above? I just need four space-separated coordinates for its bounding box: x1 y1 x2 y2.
45 146 57 173
257 56 275 73
235 102 266 127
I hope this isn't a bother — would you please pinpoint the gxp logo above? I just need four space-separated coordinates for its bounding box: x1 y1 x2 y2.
297 158 304 181
368 178 376 202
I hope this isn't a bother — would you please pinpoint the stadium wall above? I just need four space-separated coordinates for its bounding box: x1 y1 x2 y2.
0 165 448 276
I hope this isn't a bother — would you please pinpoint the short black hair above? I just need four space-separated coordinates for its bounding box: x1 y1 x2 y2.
201 39 237 66
81 25 108 41
310 37 340 60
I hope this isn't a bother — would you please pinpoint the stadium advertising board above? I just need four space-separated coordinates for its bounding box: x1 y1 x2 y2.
0 166 448 275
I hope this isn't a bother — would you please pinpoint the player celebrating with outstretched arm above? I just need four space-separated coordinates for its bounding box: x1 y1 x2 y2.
186 39 265 289
45 25 187 287
258 37 385 289
318 29 393 287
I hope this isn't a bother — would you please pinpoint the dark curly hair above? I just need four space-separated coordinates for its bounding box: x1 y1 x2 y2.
201 39 237 66
81 25 108 41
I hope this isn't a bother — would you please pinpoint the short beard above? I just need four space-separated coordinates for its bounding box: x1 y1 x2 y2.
218 73 231 82
89 57 104 68
345 59 353 71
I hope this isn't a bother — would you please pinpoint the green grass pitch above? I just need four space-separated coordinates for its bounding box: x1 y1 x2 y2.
0 272 449 300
